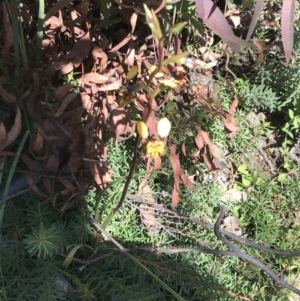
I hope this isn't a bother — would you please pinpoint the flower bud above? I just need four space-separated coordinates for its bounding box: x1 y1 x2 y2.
157 117 171 138
137 121 149 139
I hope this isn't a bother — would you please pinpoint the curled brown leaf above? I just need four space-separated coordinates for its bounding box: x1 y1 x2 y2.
0 104 21 151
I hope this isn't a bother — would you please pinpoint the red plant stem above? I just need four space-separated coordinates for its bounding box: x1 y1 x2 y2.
113 135 140 213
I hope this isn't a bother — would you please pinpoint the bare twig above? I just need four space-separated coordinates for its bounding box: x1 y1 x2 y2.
129 196 300 257
257 144 276 174
226 290 254 301
88 216 125 250
224 45 236 79
58 245 235 271
214 207 300 296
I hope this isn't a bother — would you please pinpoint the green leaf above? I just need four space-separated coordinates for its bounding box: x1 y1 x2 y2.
161 52 190 66
232 205 240 217
255 177 265 186
165 4 174 10
238 164 249 174
167 22 187 34
278 173 287 182
143 5 163 40
63 245 84 267
242 175 252 188
143 4 154 30
288 109 294 119
283 160 294 170
126 66 138 80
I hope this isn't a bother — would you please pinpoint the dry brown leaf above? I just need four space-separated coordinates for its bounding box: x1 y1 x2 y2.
194 133 204 151
229 95 239 115
212 157 227 170
181 142 187 156
0 85 17 103
21 154 40 170
125 40 135 66
201 148 214 170
47 59 72 74
196 130 222 161
92 47 108 71
45 155 60 173
43 177 54 195
110 108 129 135
0 123 7 144
50 193 59 208
55 92 78 118
0 151 16 157
223 216 242 236
80 93 93 112
26 174 47 198
198 130 210 145
60 61 74 75
253 39 270 63
18 89 31 101
30 131 44 153
221 188 248 203
98 81 122 91
218 113 240 133
82 73 110 85
90 162 112 189
138 183 159 233
146 113 159 140
65 31 91 67
60 179 78 193
60 197 77 211
171 185 179 207
180 170 195 189
44 15 62 30
153 156 162 170
0 104 21 151
207 142 221 161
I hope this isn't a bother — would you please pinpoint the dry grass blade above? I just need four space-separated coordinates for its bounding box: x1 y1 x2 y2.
2 2 13 55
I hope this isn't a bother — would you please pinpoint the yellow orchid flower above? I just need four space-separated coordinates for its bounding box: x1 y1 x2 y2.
172 66 186 86
146 141 165 159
